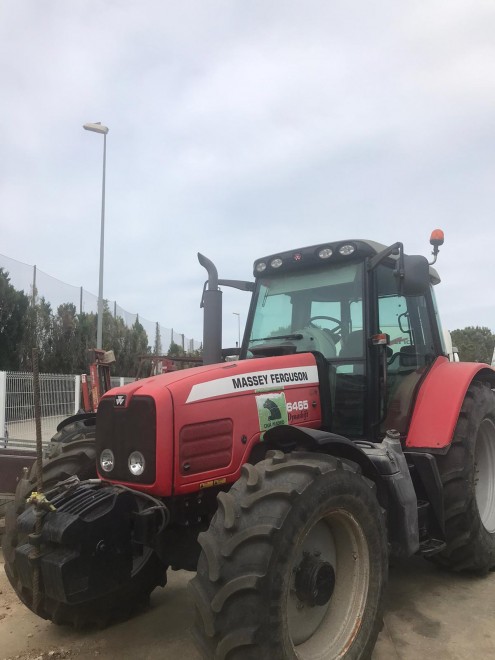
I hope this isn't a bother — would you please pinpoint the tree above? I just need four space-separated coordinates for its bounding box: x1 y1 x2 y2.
451 326 495 363
168 340 185 358
17 296 53 372
0 274 200 377
50 303 82 373
0 269 29 370
117 319 150 376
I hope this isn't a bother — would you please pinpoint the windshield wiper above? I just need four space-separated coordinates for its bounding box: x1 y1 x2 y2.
250 333 303 342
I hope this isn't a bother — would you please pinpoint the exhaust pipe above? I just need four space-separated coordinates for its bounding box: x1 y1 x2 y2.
198 253 222 365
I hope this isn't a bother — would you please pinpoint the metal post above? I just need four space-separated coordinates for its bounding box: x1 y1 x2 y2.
32 265 37 306
80 286 83 314
233 312 241 348
74 375 81 414
33 351 43 469
31 347 44 614
96 132 107 350
0 371 7 445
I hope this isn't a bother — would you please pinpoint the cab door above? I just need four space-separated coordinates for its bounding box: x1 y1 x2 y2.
376 264 440 435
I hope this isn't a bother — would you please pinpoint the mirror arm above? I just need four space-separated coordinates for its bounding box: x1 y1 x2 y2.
367 242 406 295
428 246 439 266
367 242 403 272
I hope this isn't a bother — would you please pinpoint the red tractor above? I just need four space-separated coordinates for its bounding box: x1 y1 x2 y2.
5 233 495 660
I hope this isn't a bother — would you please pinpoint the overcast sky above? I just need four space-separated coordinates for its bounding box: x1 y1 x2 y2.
1 1 494 348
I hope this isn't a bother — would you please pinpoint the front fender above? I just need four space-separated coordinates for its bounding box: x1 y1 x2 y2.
263 424 419 557
406 357 495 450
56 412 96 434
263 425 379 477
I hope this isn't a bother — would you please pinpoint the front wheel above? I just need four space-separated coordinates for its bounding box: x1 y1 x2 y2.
190 451 388 660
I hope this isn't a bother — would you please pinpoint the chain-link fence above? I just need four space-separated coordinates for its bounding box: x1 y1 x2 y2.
1 252 201 352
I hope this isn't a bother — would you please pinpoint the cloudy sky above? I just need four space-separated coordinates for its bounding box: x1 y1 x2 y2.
1 1 494 348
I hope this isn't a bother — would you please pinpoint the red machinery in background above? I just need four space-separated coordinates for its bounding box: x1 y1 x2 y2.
80 349 116 413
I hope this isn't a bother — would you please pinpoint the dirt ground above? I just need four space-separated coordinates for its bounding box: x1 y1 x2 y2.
1 548 494 660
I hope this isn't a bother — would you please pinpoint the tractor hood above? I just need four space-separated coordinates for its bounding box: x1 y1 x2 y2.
101 354 320 406
97 353 322 497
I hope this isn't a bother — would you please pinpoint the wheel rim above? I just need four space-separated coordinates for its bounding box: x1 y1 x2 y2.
286 509 370 659
475 417 495 533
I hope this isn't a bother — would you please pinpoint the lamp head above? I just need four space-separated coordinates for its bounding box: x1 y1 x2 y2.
83 122 109 135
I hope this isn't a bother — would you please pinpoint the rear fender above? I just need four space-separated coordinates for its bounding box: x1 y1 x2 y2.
406 358 495 450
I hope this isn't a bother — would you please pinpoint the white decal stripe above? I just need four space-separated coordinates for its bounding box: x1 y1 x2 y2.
186 365 319 403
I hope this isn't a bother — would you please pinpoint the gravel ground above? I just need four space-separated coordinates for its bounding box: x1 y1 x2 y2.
1 548 494 659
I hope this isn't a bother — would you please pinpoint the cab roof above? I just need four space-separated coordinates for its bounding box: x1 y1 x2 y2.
253 239 440 285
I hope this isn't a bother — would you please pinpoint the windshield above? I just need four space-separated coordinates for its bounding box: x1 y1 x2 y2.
248 262 364 360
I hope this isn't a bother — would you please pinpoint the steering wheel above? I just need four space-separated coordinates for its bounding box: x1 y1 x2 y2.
309 316 343 340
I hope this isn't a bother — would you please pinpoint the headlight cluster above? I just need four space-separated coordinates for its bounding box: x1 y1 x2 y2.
100 449 114 472
99 449 146 476
128 451 146 476
254 243 356 273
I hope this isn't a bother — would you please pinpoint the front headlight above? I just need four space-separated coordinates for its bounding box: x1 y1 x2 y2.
128 451 146 476
100 448 115 472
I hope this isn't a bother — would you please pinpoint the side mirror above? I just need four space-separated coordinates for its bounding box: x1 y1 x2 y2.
399 254 430 296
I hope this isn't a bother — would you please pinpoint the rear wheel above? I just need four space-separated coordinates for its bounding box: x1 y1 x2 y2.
433 381 495 572
4 439 167 626
190 451 388 660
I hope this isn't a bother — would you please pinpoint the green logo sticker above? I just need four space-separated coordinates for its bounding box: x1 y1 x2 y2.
256 392 288 433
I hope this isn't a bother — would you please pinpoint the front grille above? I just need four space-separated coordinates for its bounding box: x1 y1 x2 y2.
96 396 156 484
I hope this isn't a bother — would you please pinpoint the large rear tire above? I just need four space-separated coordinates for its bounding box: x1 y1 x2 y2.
433 381 495 572
190 451 388 660
45 416 96 459
4 439 167 626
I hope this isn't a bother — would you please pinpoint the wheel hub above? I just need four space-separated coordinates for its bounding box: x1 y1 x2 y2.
295 552 336 607
287 513 370 653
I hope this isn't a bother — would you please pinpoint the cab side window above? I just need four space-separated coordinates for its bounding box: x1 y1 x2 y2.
377 266 435 434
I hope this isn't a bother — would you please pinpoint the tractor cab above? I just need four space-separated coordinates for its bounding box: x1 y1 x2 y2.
240 239 444 442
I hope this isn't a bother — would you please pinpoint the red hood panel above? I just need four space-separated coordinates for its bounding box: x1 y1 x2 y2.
99 354 322 497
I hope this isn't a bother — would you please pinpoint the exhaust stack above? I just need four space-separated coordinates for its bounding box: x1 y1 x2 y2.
198 253 223 365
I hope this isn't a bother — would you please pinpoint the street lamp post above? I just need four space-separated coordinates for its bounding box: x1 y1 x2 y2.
83 122 109 350
233 312 241 348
